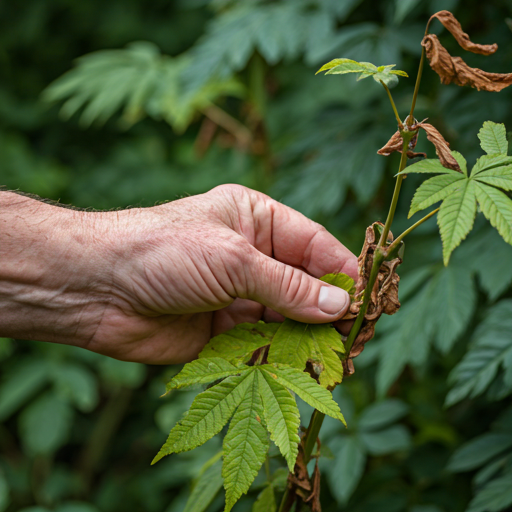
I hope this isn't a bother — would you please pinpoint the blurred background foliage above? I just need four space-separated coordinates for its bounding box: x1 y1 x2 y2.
1 0 512 511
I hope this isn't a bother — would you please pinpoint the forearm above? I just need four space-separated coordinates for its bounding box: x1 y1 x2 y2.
0 192 113 345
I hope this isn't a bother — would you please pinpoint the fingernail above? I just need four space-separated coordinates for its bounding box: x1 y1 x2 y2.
318 286 350 316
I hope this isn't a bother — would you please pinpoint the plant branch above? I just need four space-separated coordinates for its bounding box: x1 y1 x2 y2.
201 103 252 149
387 207 440 253
380 80 403 128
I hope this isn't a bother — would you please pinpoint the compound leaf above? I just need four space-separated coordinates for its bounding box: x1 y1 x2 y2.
165 358 246 392
199 322 279 364
399 158 461 175
474 182 512 244
478 121 508 155
153 370 255 463
223 372 269 512
257 369 300 471
408 172 466 218
268 321 344 387
261 365 345 424
446 300 512 406
437 179 477 265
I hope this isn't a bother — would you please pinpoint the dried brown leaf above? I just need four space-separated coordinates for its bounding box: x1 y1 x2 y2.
429 11 498 55
417 121 461 171
342 223 402 375
422 33 512 93
377 129 426 160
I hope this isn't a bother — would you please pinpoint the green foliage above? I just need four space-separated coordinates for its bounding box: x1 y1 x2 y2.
183 458 224 512
316 58 408 87
404 122 512 263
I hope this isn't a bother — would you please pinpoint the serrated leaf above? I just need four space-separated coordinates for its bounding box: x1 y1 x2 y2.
183 459 224 512
474 182 512 244
408 173 466 218
447 433 512 472
474 164 512 191
320 273 356 295
446 300 512 406
268 321 344 387
257 370 300 471
261 365 345 423
153 370 255 462
471 154 512 176
316 58 362 74
478 121 508 155
222 372 269 512
399 158 462 175
199 322 279 364
252 484 276 512
166 358 247 392
437 179 477 265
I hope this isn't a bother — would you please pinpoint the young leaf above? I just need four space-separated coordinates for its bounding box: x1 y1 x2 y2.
268 321 345 387
153 370 254 463
474 182 512 244
408 173 466 218
261 364 346 424
199 322 279 364
320 273 356 295
478 121 508 155
437 179 477 265
252 484 276 512
223 372 269 512
257 369 300 471
166 358 247 392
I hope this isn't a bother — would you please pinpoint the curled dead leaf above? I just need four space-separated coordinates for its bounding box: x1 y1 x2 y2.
423 11 512 92
342 223 402 376
378 129 427 160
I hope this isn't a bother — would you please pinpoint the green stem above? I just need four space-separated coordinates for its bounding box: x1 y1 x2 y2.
387 207 440 254
380 80 403 128
303 410 325 463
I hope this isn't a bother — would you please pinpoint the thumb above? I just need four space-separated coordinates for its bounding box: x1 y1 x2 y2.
244 251 351 323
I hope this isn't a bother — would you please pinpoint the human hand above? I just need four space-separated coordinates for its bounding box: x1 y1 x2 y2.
0 186 357 364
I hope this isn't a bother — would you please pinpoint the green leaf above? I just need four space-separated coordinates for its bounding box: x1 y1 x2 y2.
447 433 512 472
327 436 366 504
320 273 356 295
18 393 73 455
477 121 508 155
153 370 255 462
183 459 224 512
399 158 462 175
52 363 98 412
317 58 365 75
359 424 411 455
199 322 279 364
222 372 269 512
474 165 512 191
467 470 512 512
474 182 512 244
358 399 409 431
471 154 512 177
261 365 346 423
408 173 466 218
257 370 300 471
437 179 477 265
252 484 276 512
446 300 512 406
166 358 246 392
268 320 344 388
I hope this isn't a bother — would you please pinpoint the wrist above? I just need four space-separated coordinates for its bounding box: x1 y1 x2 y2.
0 192 114 346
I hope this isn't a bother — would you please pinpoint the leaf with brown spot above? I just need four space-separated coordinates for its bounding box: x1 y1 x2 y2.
417 122 461 171
422 12 512 93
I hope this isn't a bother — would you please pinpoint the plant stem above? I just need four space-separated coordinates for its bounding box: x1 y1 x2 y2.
408 47 425 125
380 80 403 128
303 410 325 463
387 207 440 253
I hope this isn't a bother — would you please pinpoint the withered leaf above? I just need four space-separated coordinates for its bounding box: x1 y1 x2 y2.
423 12 512 93
378 130 427 160
417 122 461 171
429 11 497 55
342 223 402 375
